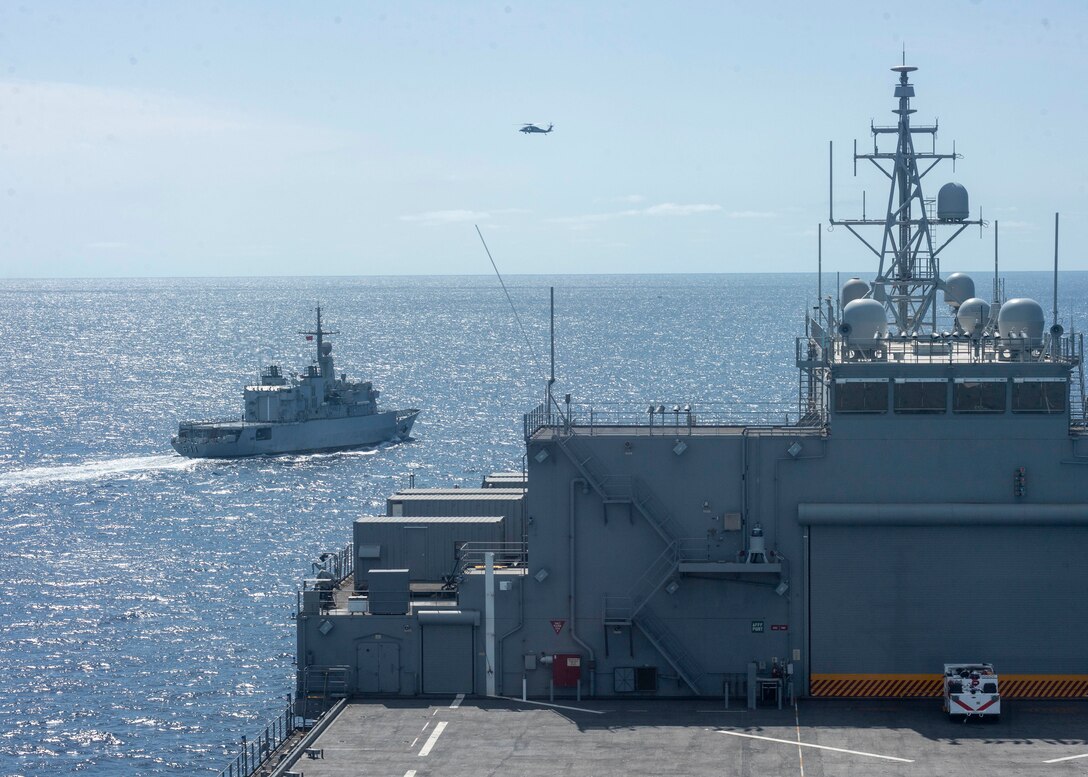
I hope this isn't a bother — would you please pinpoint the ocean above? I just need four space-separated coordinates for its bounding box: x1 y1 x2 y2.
0 272 1083 775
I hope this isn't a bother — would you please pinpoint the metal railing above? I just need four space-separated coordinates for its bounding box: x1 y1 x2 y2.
215 700 296 777
310 543 354 586
457 541 528 573
798 331 1083 367
526 400 806 439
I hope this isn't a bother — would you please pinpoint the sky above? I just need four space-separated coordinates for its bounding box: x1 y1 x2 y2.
1 1 1086 277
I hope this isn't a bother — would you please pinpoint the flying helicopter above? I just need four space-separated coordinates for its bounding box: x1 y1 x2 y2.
519 123 554 134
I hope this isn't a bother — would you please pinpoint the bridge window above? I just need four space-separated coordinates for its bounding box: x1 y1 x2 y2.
894 381 947 414
953 380 1006 413
1012 380 1067 413
834 380 888 413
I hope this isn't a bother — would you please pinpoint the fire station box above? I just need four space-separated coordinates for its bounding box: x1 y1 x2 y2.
553 653 582 687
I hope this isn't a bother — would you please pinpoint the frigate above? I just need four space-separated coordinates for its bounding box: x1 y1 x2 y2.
171 308 418 458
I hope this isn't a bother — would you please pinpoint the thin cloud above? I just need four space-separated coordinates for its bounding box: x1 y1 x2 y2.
549 201 723 225
641 203 721 216
724 210 777 219
596 194 645 204
399 207 530 226
998 220 1036 231
400 209 492 225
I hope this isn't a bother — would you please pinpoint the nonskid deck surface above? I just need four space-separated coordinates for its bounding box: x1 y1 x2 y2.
292 697 1088 776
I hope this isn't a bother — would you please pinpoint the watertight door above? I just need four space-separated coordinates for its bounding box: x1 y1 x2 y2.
357 641 400 693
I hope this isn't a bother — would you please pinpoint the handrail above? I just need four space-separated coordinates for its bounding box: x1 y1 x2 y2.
215 700 296 777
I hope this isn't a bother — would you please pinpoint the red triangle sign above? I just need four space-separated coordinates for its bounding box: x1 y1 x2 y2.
550 619 565 634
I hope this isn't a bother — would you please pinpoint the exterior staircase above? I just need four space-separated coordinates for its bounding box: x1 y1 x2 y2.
633 608 706 695
554 429 705 694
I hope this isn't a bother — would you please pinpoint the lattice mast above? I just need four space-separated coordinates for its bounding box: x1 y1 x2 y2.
831 64 982 334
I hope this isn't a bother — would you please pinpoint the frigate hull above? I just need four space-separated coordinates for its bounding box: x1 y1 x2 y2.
172 409 418 459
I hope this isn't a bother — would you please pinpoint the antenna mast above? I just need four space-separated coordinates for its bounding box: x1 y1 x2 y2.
829 64 982 334
299 306 338 375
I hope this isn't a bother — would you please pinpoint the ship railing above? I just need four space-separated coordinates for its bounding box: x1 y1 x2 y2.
603 595 634 625
809 331 1083 366
455 541 528 577
526 400 812 439
215 699 295 777
523 391 574 439
309 543 354 586
176 416 250 428
296 543 354 614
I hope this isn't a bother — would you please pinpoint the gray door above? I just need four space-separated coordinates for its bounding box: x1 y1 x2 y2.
422 624 474 694
809 525 1088 676
357 641 400 693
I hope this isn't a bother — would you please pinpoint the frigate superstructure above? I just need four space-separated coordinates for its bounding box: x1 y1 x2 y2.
282 63 1088 739
171 308 418 458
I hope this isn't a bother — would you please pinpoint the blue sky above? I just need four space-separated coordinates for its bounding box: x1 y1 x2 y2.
1 1 1085 277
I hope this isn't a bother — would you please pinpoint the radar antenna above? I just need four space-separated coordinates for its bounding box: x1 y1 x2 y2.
830 65 982 334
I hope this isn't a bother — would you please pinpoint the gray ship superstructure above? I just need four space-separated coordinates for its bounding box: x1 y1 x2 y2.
291 65 1088 712
172 308 418 458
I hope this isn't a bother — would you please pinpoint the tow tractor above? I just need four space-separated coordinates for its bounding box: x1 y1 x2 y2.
943 663 1001 721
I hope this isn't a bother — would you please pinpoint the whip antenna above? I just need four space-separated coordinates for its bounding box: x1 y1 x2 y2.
475 225 543 375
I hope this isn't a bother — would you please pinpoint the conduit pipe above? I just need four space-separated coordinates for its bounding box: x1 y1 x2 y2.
569 477 596 696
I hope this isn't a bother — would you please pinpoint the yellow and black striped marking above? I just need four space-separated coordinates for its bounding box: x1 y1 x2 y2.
810 674 1088 699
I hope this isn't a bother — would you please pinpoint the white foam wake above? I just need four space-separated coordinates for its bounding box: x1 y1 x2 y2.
0 454 195 489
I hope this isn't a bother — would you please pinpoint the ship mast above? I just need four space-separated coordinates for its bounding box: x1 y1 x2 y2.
299 306 338 376
831 64 982 334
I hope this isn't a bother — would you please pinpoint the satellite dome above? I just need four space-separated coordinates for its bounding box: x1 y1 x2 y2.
320 342 333 356
943 273 975 309
997 298 1045 342
956 297 991 335
839 299 888 343
841 278 870 307
937 182 970 221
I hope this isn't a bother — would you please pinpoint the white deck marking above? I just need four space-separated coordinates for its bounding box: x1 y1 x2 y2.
1044 753 1088 763
794 702 806 777
450 693 465 708
403 771 418 777
718 730 914 763
418 721 448 757
496 695 606 715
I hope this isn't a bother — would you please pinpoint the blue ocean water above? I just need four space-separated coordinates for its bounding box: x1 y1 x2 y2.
0 272 1083 775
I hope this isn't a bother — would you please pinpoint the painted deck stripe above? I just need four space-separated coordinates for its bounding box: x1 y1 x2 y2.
404 771 418 777
718 730 914 763
1044 753 1088 764
495 695 607 715
450 693 465 709
810 673 1088 699
418 721 448 757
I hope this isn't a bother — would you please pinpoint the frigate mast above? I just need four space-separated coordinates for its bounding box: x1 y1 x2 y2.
299 306 339 376
831 63 982 334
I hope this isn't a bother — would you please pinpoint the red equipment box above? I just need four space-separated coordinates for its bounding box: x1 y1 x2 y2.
552 653 582 687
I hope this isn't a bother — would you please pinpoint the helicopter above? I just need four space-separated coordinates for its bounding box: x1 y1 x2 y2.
519 123 554 134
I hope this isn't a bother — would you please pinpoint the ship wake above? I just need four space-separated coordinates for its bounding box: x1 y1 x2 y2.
0 454 197 489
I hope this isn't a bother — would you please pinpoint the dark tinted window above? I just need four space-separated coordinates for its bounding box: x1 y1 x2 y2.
834 381 887 413
1012 381 1066 413
953 381 1006 413
894 381 947 413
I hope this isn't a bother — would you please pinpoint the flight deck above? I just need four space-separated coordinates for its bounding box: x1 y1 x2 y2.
276 697 1088 777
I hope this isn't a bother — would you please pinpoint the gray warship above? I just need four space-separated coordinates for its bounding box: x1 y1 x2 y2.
171 308 418 458
221 65 1088 775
